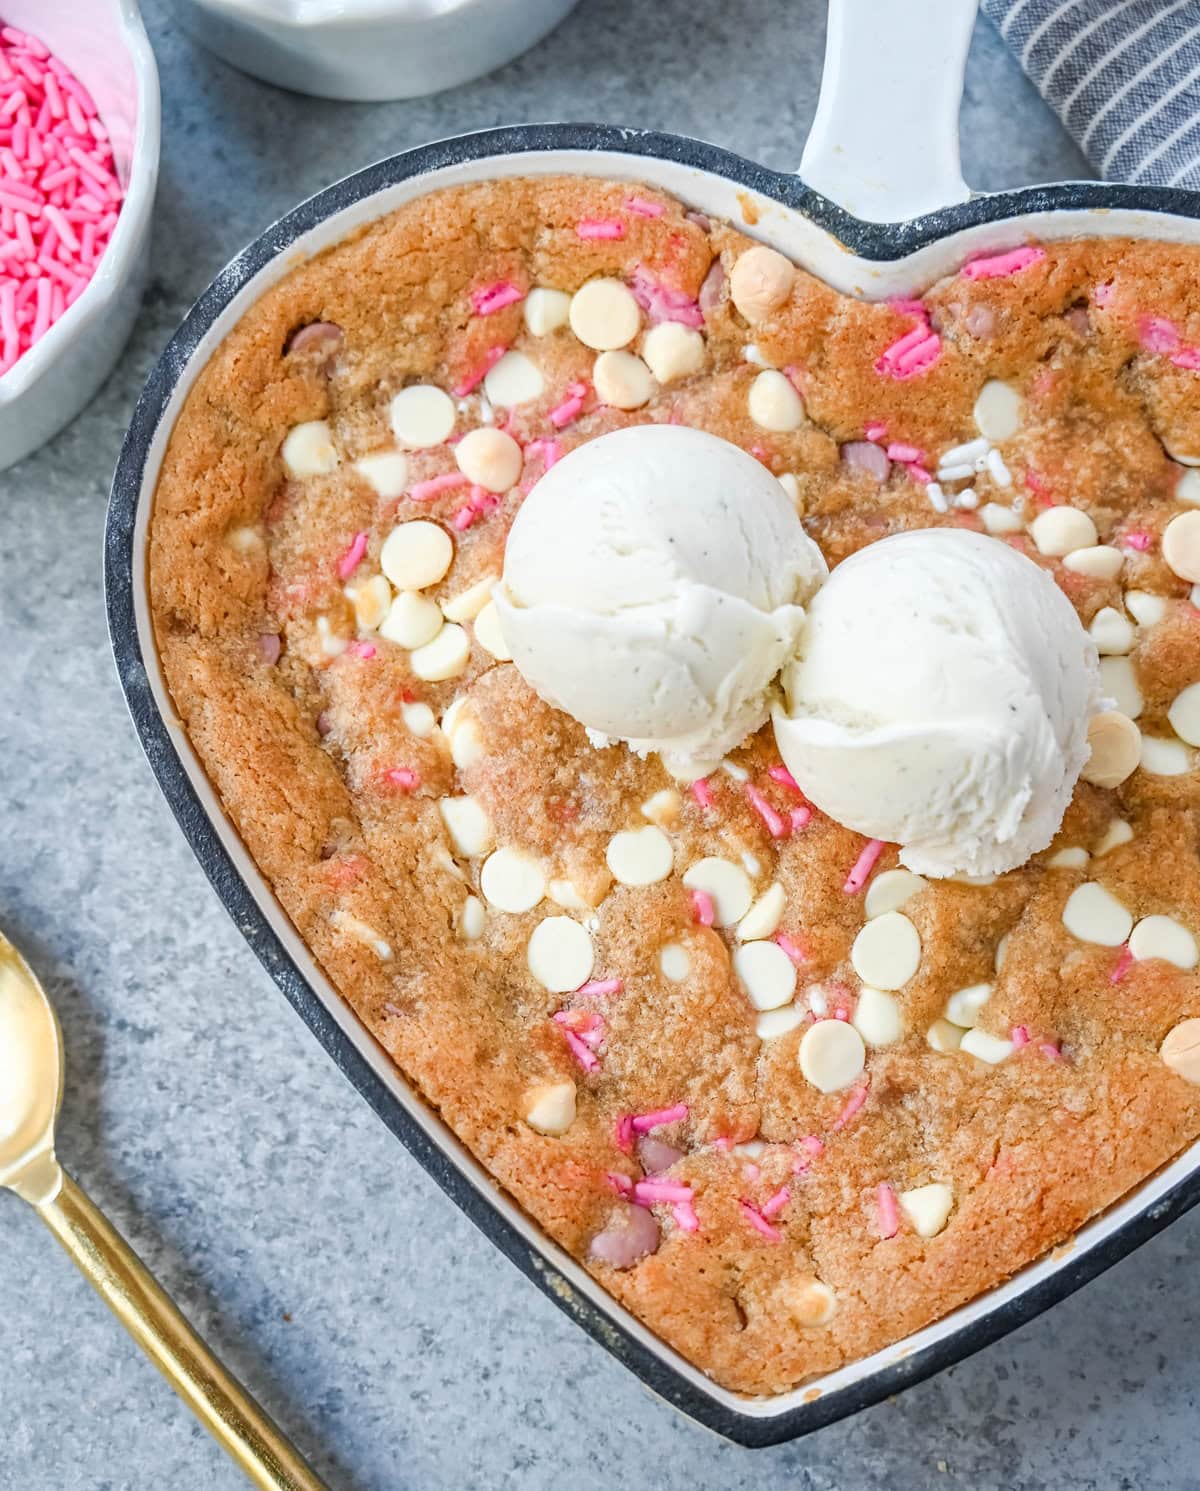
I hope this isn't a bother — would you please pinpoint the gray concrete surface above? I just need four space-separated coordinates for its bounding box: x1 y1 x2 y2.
5 3 1193 1488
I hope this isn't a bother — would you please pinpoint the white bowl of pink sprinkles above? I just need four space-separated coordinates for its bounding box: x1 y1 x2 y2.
0 1 159 469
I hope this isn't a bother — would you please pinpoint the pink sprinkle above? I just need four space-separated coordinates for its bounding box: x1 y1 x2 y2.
962 245 1046 281
843 838 885 894
672 1200 700 1233
864 421 888 441
1122 529 1152 552
1110 944 1134 984
1171 347 1200 371
346 640 376 660
1039 1040 1062 1060
1093 281 1115 307
742 1162 761 1183
409 472 469 503
746 784 789 839
800 1135 825 1156
888 298 927 316
789 805 813 833
1011 1024 1031 1049
689 777 714 810
738 1202 781 1243
607 1171 633 1197
524 437 563 470
614 1115 634 1153
767 763 802 793
548 380 588 428
629 265 705 328
470 279 525 316
451 505 478 532
553 1009 605 1050
1140 315 1180 354
906 463 933 485
829 1082 869 1131
631 1103 689 1134
711 1136 733 1152
336 530 368 579
774 933 806 966
634 1179 693 1204
385 766 419 790
875 312 942 380
576 218 625 240
690 888 715 927
451 344 507 397
577 978 624 997
886 442 924 463
625 196 665 218
559 1026 600 1073
760 1186 790 1219
876 1182 900 1240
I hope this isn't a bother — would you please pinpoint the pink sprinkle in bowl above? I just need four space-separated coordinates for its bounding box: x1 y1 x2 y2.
0 0 160 471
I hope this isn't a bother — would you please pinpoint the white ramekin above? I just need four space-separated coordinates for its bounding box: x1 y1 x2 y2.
166 0 581 102
0 0 160 472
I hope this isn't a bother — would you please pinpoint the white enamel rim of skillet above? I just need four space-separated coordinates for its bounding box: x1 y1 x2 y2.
106 0 1200 1448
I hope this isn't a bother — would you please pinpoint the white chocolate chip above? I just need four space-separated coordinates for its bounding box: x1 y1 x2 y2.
720 758 750 782
391 384 455 448
348 573 393 631
379 590 443 649
864 868 926 919
1099 657 1143 718
1140 734 1193 776
748 369 804 431
1062 881 1134 946
522 1080 577 1135
439 795 493 858
481 847 547 913
1130 914 1198 968
737 882 786 941
1164 511 1200 582
1160 1018 1200 1083
547 879 590 912
593 349 654 410
442 698 485 769
473 600 511 660
401 700 436 737
328 909 391 961
756 1004 805 1041
1064 545 1124 580
1081 710 1141 789
959 1029 1015 1064
1095 818 1134 856
410 623 470 681
315 615 347 658
1168 682 1200 746
1090 606 1135 655
729 245 795 323
459 894 486 941
682 857 753 926
926 1018 964 1053
1125 589 1168 628
778 472 802 508
642 322 706 384
994 932 1010 971
798 1019 866 1093
380 520 453 591
973 379 1022 442
852 987 903 1047
781 1276 837 1329
899 1182 953 1238
569 278 640 350
282 419 338 477
640 789 681 827
442 574 498 623
527 916 594 993
945 982 992 1028
733 940 797 1011
227 526 262 553
606 825 673 886
484 350 544 408
455 427 522 493
1030 506 1098 556
524 287 571 337
660 943 690 982
353 450 409 498
981 502 1024 535
1178 468 1200 507
1047 846 1090 869
850 912 921 990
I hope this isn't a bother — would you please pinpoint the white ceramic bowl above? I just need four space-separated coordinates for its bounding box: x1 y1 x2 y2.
167 0 581 102
0 0 159 472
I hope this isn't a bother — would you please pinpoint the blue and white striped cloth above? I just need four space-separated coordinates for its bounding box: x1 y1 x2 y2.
983 0 1200 189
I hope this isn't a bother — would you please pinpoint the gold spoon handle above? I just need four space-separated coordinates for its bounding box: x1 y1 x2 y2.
36 1170 331 1491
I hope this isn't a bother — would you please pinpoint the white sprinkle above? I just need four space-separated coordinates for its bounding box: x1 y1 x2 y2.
986 449 1012 487
937 462 976 482
940 437 989 467
926 482 949 513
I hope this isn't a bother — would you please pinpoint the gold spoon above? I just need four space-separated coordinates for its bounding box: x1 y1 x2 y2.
0 928 331 1491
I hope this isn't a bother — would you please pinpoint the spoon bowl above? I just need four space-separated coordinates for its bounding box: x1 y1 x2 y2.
0 931 64 1206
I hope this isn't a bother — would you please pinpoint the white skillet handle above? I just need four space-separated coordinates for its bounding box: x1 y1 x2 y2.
800 0 978 223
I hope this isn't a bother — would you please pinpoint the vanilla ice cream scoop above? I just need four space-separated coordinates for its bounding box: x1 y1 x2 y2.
773 529 1104 877
494 426 827 776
